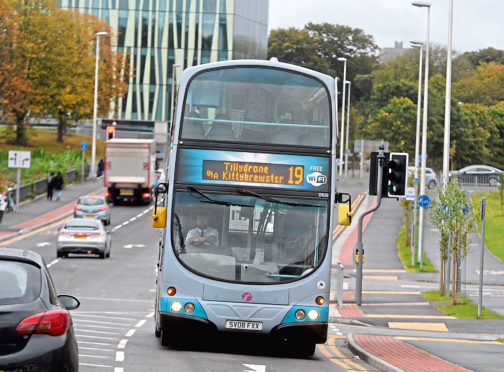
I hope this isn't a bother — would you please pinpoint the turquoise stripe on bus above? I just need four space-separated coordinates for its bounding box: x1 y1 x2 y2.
159 297 208 319
281 305 329 324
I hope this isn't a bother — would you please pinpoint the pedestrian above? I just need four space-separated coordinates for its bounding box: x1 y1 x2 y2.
47 171 55 200
97 158 104 177
0 191 7 223
54 172 64 201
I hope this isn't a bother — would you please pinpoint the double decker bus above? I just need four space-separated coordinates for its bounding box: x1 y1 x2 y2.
152 59 350 356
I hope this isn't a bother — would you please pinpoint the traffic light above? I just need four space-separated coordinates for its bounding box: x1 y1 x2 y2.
106 126 115 140
386 152 408 197
369 151 389 196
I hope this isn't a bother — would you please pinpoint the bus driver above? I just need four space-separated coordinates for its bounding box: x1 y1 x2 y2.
185 213 219 248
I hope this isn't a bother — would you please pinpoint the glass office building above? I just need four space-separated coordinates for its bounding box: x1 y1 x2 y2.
58 0 269 121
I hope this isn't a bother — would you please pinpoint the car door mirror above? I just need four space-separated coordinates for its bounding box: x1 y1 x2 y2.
58 295 80 310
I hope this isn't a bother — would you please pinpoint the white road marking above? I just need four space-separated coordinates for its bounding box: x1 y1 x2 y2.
114 368 125 372
79 347 115 352
77 296 151 303
130 217 137 221
47 259 60 268
79 362 112 368
36 242 50 247
135 319 147 328
146 312 155 318
243 364 266 372
125 329 136 337
401 285 421 288
148 289 156 292
79 354 110 359
117 339 128 349
78 341 113 346
73 319 131 326
74 328 122 335
136 213 144 218
122 221 130 225
115 351 125 362
76 335 119 341
72 313 136 321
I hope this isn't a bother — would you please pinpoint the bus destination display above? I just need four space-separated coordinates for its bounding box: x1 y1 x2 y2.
203 160 304 186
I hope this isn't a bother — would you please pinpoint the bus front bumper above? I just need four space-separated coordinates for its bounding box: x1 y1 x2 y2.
271 322 328 344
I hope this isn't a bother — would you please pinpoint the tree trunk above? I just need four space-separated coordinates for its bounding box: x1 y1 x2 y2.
14 113 28 145
451 244 457 304
439 257 445 296
57 117 65 143
501 187 504 215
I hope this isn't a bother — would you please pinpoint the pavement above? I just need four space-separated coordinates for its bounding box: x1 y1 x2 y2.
330 179 504 372
2 175 503 371
0 177 105 243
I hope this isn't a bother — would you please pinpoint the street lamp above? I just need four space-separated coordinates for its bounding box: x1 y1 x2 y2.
412 1 431 269
410 40 423 266
91 31 108 181
344 80 351 177
443 0 454 188
337 57 347 177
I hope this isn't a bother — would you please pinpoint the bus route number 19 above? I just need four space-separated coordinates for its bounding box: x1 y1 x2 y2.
288 166 304 185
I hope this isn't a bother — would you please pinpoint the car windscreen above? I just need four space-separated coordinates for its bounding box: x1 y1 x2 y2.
78 197 105 206
65 221 100 230
171 190 328 284
0 261 41 305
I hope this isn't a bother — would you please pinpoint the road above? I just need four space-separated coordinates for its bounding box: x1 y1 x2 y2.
2 202 376 372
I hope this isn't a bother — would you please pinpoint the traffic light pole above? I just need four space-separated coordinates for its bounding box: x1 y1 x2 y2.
355 147 385 305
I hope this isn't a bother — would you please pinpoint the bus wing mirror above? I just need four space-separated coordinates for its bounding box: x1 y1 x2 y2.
336 192 352 226
152 207 167 228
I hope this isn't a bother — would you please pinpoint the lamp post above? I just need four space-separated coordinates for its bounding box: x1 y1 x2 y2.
412 1 431 269
344 80 351 177
442 0 454 188
91 31 108 181
338 57 347 177
410 40 423 266
169 64 181 135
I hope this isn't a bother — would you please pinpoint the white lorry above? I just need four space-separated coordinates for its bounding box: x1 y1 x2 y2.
104 139 156 204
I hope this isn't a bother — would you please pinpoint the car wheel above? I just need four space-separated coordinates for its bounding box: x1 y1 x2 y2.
107 218 111 225
489 177 498 186
99 251 105 259
428 180 436 189
57 250 64 258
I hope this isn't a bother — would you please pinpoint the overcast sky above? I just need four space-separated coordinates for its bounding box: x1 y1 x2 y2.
268 0 504 54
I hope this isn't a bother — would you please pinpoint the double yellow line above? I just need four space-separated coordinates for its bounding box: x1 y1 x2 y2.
332 193 366 241
318 336 370 370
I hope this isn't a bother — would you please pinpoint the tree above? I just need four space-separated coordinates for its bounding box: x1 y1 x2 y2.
431 178 474 303
453 62 504 106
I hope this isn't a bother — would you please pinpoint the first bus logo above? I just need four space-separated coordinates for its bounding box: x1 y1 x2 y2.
241 292 253 302
306 171 327 187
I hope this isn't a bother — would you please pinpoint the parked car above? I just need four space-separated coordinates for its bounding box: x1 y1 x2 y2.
408 166 438 189
0 247 80 371
57 218 111 259
450 165 502 186
74 195 111 225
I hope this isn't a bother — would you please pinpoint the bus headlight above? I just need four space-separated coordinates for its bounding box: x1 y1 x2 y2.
184 303 195 314
307 309 319 320
294 309 306 320
170 301 183 312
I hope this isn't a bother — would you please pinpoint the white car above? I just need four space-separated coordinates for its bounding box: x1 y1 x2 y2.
408 166 438 189
57 218 111 259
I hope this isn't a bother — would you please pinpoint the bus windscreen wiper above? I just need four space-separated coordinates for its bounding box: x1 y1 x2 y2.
236 189 319 208
186 186 252 208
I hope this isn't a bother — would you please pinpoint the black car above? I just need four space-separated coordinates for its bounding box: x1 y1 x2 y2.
450 165 502 186
0 248 80 371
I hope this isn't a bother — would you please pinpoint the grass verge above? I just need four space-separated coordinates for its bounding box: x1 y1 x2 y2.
469 191 504 262
422 290 504 319
397 216 435 272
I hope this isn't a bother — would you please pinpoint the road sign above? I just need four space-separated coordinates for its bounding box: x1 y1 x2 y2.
8 150 31 168
417 194 430 208
462 203 469 215
80 141 88 150
405 187 416 201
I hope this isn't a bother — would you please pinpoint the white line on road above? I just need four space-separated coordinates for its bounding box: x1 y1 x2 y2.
77 296 152 303
125 329 136 337
146 312 155 318
135 319 147 328
401 285 421 288
117 339 128 349
79 354 111 359
115 351 125 362
71 322 129 330
74 328 122 335
136 213 144 218
78 341 113 346
130 217 137 221
114 368 125 372
73 319 131 326
79 362 112 368
79 347 115 352
122 221 130 225
47 259 60 268
76 335 119 341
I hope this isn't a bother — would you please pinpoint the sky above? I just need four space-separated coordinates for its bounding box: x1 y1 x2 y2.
268 0 504 54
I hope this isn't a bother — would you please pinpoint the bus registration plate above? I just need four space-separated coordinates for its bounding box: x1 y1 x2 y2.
225 320 262 331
